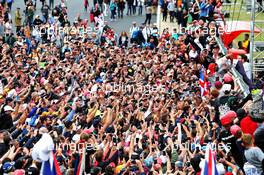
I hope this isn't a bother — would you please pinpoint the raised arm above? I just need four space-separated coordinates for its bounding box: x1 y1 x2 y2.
86 102 99 123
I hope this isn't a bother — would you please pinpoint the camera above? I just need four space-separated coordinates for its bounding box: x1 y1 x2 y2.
131 153 139 161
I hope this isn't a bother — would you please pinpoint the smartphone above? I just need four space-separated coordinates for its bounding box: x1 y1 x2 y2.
113 137 117 143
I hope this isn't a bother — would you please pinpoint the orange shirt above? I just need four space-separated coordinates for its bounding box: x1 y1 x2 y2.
177 0 182 7
24 26 31 38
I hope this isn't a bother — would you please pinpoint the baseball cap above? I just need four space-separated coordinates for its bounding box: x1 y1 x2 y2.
3 161 15 172
82 128 94 134
4 105 15 112
230 125 241 136
26 167 39 175
216 163 226 175
214 81 223 90
224 173 233 175
220 111 237 126
236 108 247 121
175 161 183 168
223 73 233 83
95 78 103 83
221 84 231 93
13 169 25 175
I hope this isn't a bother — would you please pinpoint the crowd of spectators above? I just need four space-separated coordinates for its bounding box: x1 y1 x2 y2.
0 0 263 175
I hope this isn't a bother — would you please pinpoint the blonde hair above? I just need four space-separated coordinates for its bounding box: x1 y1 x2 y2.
241 134 253 147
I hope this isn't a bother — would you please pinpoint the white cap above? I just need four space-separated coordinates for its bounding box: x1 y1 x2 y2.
216 163 226 175
72 134 80 143
100 72 106 78
4 105 15 112
221 84 232 92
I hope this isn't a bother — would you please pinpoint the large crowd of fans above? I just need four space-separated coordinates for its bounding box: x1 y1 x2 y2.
0 0 263 175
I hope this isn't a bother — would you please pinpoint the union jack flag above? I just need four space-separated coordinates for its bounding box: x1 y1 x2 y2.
199 66 209 96
201 144 219 175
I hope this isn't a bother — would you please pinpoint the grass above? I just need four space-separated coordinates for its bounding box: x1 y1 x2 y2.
222 0 264 21
223 0 264 41
222 0 264 42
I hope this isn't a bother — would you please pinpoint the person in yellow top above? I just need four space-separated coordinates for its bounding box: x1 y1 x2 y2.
242 33 250 53
15 7 22 34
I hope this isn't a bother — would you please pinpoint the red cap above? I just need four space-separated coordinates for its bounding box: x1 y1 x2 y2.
13 170 25 175
220 111 237 126
109 162 116 168
225 173 233 175
214 81 223 90
224 73 233 83
208 63 216 75
230 125 241 136
82 128 94 134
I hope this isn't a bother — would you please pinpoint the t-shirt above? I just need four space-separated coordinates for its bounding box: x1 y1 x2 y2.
244 147 264 174
218 129 244 169
243 162 261 175
242 40 249 49
146 6 152 14
243 62 251 80
240 116 258 136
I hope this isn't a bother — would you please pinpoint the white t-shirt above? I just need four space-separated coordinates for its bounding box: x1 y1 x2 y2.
243 162 261 175
243 62 252 80
189 50 198 59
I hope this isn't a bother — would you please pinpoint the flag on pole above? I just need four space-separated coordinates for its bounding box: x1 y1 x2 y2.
32 132 61 175
40 152 62 175
75 143 86 175
201 145 219 175
199 67 209 96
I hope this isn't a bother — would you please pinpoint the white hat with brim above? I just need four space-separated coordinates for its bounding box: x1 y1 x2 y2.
221 84 231 92
4 105 15 112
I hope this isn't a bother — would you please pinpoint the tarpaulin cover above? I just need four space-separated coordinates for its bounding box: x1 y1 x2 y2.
221 21 261 46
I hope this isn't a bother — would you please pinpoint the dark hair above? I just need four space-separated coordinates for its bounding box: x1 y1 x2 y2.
240 54 248 62
95 150 104 162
